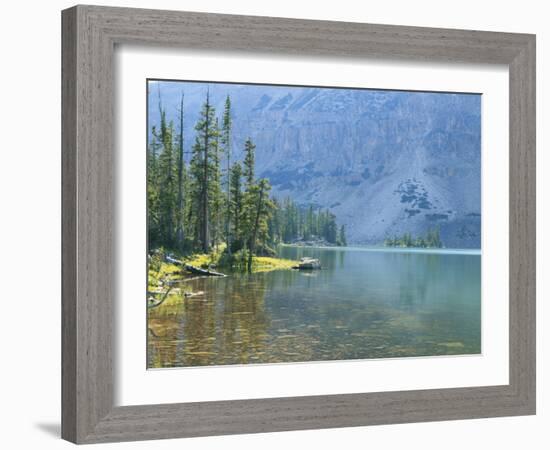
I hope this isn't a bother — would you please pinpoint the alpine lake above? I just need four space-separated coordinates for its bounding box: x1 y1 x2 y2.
147 245 481 368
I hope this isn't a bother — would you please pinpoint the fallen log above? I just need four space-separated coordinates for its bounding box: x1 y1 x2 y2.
185 264 226 277
165 254 226 277
165 255 184 265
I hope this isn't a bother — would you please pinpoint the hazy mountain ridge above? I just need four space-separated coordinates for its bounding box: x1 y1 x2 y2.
148 81 481 248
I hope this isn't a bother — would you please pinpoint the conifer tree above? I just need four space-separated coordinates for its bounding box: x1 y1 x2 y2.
156 104 177 247
243 138 256 188
210 117 223 249
268 197 282 245
229 162 244 250
175 92 186 251
147 86 353 266
189 90 219 252
245 178 274 271
338 224 347 246
147 126 162 246
221 96 233 252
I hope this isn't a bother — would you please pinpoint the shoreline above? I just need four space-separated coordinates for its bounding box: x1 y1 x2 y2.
279 243 481 255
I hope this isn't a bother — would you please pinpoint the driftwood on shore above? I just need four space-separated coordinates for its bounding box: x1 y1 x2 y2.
165 254 227 277
184 264 226 277
165 255 184 266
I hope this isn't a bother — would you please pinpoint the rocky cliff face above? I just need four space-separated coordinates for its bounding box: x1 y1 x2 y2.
149 81 481 248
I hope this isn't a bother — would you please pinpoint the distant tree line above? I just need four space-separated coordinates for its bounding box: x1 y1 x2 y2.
267 198 346 247
384 228 442 248
147 89 346 271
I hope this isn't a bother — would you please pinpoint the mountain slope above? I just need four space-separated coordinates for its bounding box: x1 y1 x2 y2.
148 81 481 248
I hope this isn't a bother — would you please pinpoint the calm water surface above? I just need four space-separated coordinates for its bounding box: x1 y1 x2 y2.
147 246 481 368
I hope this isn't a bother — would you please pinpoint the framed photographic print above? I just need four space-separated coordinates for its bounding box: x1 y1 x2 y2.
145 79 483 369
62 5 536 444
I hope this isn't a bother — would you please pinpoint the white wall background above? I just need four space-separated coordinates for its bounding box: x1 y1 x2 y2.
0 0 546 448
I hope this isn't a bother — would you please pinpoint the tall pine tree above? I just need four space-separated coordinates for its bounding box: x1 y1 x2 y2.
175 92 187 251
155 102 177 248
210 117 224 249
147 125 162 246
229 162 244 251
189 90 219 252
243 138 256 189
221 96 233 252
245 178 274 271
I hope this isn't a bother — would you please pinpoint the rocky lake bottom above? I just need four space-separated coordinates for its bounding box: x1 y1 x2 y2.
148 245 481 368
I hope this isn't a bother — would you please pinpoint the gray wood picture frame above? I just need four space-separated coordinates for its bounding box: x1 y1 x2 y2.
61 4 536 444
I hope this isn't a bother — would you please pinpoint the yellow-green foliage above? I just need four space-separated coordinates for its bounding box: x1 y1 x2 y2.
180 253 295 273
251 256 296 273
148 261 181 290
148 245 296 293
184 253 214 268
184 243 226 268
184 253 211 268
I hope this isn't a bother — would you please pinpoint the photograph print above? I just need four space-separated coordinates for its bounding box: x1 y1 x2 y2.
146 79 481 369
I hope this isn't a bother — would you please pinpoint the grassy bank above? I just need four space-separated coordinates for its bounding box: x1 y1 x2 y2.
148 247 297 293
249 256 296 272
181 254 296 273
177 244 297 274
147 259 181 290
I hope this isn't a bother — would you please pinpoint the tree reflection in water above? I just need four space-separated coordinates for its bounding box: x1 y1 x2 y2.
148 247 481 368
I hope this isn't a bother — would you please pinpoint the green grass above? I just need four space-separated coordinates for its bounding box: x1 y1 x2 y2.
183 243 226 268
251 256 296 272
148 246 297 293
147 260 181 291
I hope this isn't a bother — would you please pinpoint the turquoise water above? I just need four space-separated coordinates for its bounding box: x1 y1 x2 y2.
148 246 481 368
